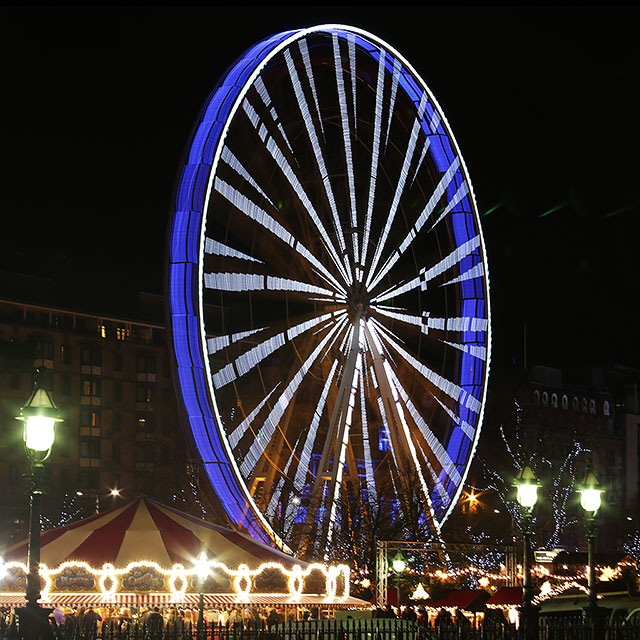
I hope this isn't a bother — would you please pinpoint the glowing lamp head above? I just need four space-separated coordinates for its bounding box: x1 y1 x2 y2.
514 464 540 510
195 552 210 582
17 381 62 457
392 552 406 573
578 462 603 515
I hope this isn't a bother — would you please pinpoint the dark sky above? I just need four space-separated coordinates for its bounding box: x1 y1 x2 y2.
0 6 638 369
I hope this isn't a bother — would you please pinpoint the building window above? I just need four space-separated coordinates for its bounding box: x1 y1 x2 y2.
533 390 540 406
60 376 71 396
137 355 156 374
82 379 101 397
589 399 596 414
99 324 107 339
36 339 54 360
562 395 569 410
113 442 121 464
61 344 72 364
137 416 155 433
116 327 131 341
136 385 155 404
79 437 101 459
551 393 558 409
114 352 123 372
113 412 122 432
81 346 102 367
603 400 610 416
113 382 122 402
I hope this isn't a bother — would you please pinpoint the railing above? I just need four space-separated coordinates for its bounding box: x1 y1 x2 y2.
1 616 640 640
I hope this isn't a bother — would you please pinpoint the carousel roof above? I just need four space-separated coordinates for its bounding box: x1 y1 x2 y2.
1 496 298 569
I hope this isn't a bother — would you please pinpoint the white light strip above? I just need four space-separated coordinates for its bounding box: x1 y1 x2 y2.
262 138 350 286
252 77 296 157
359 351 377 506
385 360 462 485
220 146 275 208
384 56 402 149
429 181 469 231
240 321 343 477
398 158 461 255
298 39 325 140
431 394 475 441
366 93 428 288
213 314 333 388
284 48 349 267
332 34 359 269
372 234 480 302
204 272 335 298
440 340 487 361
410 137 431 188
228 385 280 449
265 437 298 522
446 316 489 332
370 317 476 413
360 49 386 270
204 238 263 264
207 327 264 355
374 307 432 335
325 360 361 549
440 261 484 288
368 158 464 292
348 33 357 136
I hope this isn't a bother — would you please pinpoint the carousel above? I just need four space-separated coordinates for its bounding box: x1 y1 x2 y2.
0 497 370 616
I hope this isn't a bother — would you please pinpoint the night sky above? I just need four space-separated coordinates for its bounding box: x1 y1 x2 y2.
1 6 638 370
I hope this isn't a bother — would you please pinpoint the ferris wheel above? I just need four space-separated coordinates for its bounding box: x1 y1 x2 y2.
167 24 491 556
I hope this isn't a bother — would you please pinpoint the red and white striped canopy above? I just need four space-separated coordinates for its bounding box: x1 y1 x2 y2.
1 497 298 569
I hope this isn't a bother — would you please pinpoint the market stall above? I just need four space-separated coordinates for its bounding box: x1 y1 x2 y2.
0 497 369 614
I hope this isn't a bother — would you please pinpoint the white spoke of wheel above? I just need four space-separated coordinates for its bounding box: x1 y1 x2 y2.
367 322 440 534
235 102 350 290
372 234 481 303
325 354 361 552
348 33 357 137
265 437 299 521
332 34 359 268
446 316 489 332
252 76 296 157
384 56 402 149
360 49 386 272
228 384 280 449
283 48 351 281
212 312 336 389
410 137 431 188
370 317 481 415
366 93 429 288
321 314 349 362
432 395 476 441
429 181 469 231
298 39 325 140
384 360 462 486
440 261 484 287
359 351 377 508
214 176 346 294
398 157 461 254
416 439 451 508
204 238 264 264
440 340 487 361
240 320 344 477
221 146 275 208
374 307 432 335
368 157 462 290
207 327 265 355
204 272 336 298
290 361 338 507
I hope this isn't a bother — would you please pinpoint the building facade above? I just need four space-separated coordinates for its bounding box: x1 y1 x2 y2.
0 294 197 548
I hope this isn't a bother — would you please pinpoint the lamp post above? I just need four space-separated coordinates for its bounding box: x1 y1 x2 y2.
514 464 540 640
15 368 63 640
391 551 406 611
577 460 605 640
194 551 209 640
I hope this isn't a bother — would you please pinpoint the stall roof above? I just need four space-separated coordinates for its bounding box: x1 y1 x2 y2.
1 497 298 569
427 590 490 611
485 587 522 608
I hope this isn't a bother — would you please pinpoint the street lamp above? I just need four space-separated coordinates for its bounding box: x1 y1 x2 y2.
391 551 406 610
194 551 210 640
577 460 605 639
15 368 63 640
514 464 540 640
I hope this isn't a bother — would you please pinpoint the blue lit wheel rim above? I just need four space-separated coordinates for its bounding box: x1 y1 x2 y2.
168 24 491 554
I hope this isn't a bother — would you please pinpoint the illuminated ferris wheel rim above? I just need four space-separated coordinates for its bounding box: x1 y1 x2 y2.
168 23 492 552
